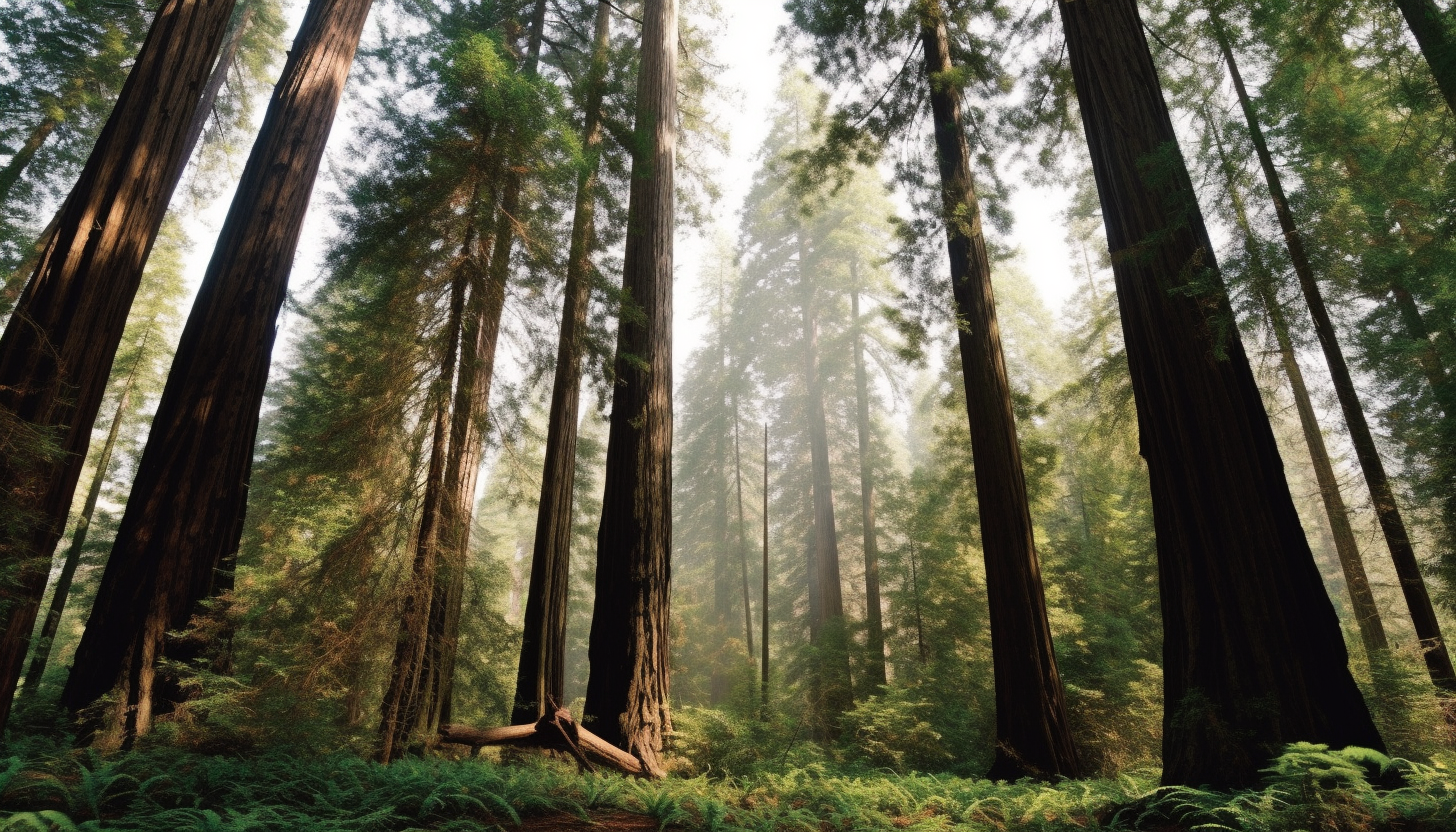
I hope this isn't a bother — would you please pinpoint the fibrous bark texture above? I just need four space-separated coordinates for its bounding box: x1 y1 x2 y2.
582 0 676 779
0 0 237 734
918 0 1080 781
512 2 611 726
21 359 138 700
1059 0 1384 789
380 238 475 762
60 0 375 742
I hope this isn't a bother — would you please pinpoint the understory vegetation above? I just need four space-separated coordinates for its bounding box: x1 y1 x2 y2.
0 734 1454 831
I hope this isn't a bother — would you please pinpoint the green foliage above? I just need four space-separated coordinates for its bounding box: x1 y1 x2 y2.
837 690 952 774
0 741 1448 831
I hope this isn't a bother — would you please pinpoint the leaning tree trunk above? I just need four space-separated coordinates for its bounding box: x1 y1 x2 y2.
20 350 143 701
1203 112 1389 657
918 0 1080 781
60 0 376 744
379 258 471 763
850 285 887 690
1394 0 1456 118
1212 14 1456 692
511 3 612 728
798 241 852 736
421 183 512 737
0 0 238 734
2 4 252 319
1385 281 1456 606
733 414 755 659
582 0 676 779
0 119 58 211
413 0 552 732
1058 0 1385 790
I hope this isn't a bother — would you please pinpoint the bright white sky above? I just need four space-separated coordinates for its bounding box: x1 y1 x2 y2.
178 0 1083 387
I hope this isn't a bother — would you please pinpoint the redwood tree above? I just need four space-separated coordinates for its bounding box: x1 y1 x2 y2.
0 0 237 733
60 0 376 741
582 0 676 778
1057 0 1385 789
512 0 613 726
1201 104 1389 658
1209 12 1456 692
850 284 886 689
798 236 854 731
919 0 1079 781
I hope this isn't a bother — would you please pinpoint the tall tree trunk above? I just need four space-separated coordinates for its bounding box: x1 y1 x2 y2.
908 541 926 666
2 214 60 319
414 179 505 739
799 238 852 736
511 3 612 729
1394 0 1456 118
0 119 58 210
710 316 732 705
0 0 238 735
20 347 143 701
379 260 470 762
1203 111 1389 657
1213 15 1456 691
417 0 550 729
1057 0 1384 789
582 0 676 778
918 0 1080 780
850 284 887 690
0 6 253 318
1385 280 1456 615
760 424 769 712
59 0 376 743
734 415 754 659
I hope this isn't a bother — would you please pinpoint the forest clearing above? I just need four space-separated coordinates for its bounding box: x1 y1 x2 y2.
3 0 1456 828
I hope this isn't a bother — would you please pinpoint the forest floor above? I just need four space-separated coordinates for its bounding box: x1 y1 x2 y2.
0 740 1453 830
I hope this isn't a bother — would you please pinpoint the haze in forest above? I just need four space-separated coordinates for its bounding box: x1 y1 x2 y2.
2 0 1456 827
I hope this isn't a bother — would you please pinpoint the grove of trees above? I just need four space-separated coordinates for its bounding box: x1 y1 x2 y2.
2 0 1456 821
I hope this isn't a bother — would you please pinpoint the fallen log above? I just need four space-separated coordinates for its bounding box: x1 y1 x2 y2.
440 706 657 778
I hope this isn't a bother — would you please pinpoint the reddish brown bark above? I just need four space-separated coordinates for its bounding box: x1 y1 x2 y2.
60 0 375 742
1058 0 1384 789
422 192 510 735
582 0 676 778
20 351 141 701
918 0 1079 780
513 1 612 726
0 0 238 734
379 231 476 762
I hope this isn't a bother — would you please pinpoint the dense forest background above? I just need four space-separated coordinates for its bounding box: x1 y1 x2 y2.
3 0 1456 828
